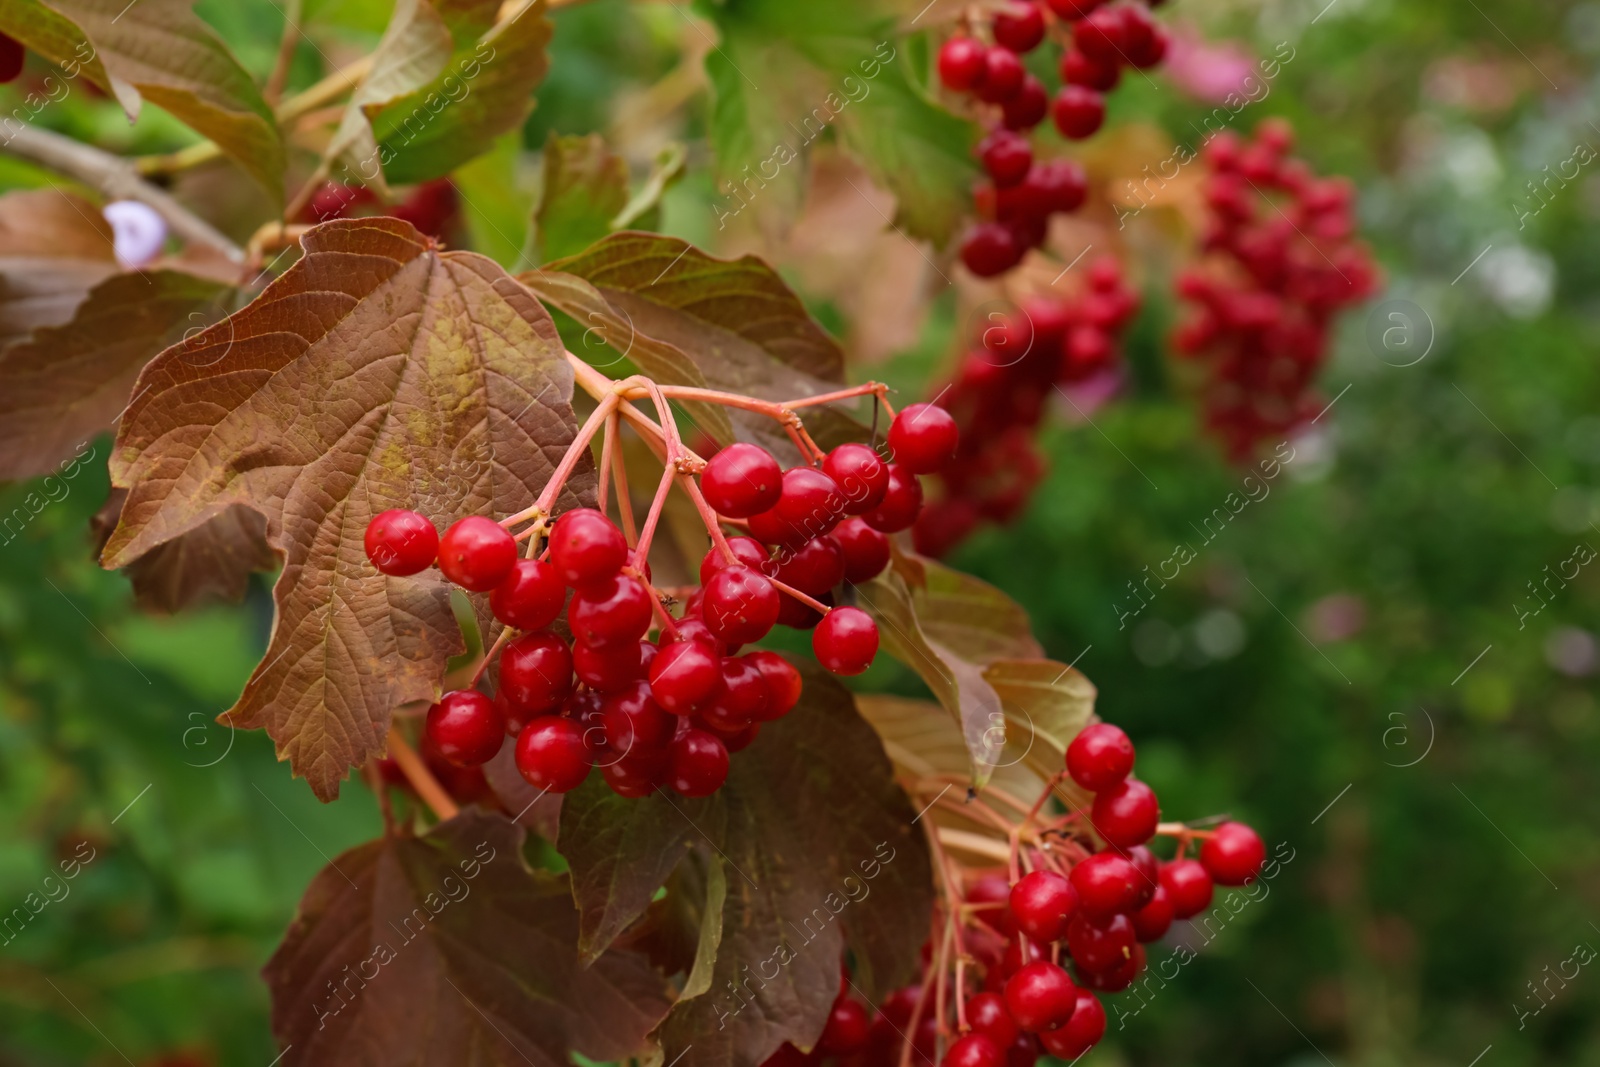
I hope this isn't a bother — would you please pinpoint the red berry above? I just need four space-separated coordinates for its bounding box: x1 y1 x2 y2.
773 536 846 596
1072 8 1128 62
980 130 1034 190
0 34 25 84
1159 859 1214 918
832 517 891 584
1002 961 1078 1032
1200 821 1266 885
960 222 1023 278
823 443 891 515
776 588 828 630
1131 885 1174 942
966 992 1020 1048
818 998 871 1055
572 638 645 691
1065 722 1135 791
1091 778 1159 847
702 565 781 645
514 717 591 793
1069 852 1141 918
549 508 627 586
710 654 771 722
490 558 566 630
1051 85 1106 140
701 443 783 518
1008 869 1079 942
993 1 1046 52
700 537 772 586
424 690 504 766
944 1033 1004 1067
776 467 846 536
567 572 654 648
1123 844 1160 906
601 747 667 798
365 509 439 576
747 651 802 720
938 37 987 92
889 404 960 474
1065 911 1135 973
1046 0 1104 17
813 607 878 675
437 516 516 591
601 681 675 754
748 505 809 548
649 638 725 714
499 631 574 714
1122 11 1167 68
862 464 924 533
975 48 1026 104
669 728 729 797
304 181 376 223
1060 49 1120 91
1037 992 1105 1060
1001 76 1049 131
969 874 1018 937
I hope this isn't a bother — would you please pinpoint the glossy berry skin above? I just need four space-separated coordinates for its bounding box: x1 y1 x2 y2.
699 536 771 584
1159 859 1214 918
1065 911 1135 973
889 404 959 474
1201 821 1266 885
601 747 666 798
862 464 925 533
937 36 987 91
1123 843 1160 906
773 536 846 596
1009 869 1079 942
0 34 25 84
365 509 439 576
1002 961 1078 1032
601 681 675 754
1131 885 1174 942
1069 852 1142 919
980 130 1034 189
702 566 781 645
706 655 771 723
1061 49 1119 91
568 573 654 648
944 1033 1004 1067
669 728 730 797
549 508 627 586
436 516 516 590
490 559 566 630
817 998 871 1055
965 992 1020 1048
1037 993 1106 1060
500 632 574 714
832 518 891 584
975 47 1025 104
649 639 724 714
515 718 591 792
823 443 891 515
1052 85 1106 141
776 467 846 535
425 690 504 766
572 638 645 692
1000 76 1049 131
1046 0 1104 17
1065 722 1135 791
747 651 802 720
748 505 809 549
992 2 1046 53
1072 7 1128 62
813 607 879 675
960 222 1023 278
1091 778 1159 847
701 443 783 518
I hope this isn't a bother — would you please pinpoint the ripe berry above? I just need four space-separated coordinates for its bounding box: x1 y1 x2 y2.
992 1 1046 53
1121 9 1167 68
748 505 809 548
1065 722 1135 791
572 638 645 692
699 536 771 585
817 998 871 1055
549 508 627 586
669 728 730 797
1123 844 1160 906
943 1033 1004 1067
1037 992 1106 1060
1001 76 1049 131
776 467 846 535
1033 159 1089 214
813 607 879 675
1051 85 1106 140
773 536 846 596
966 992 1020 1048
823 443 891 515
601 681 675 754
424 690 504 766
832 517 891 584
568 572 654 648
0 34 26 84
1200 821 1266 885
1061 49 1120 91
1009 869 1079 942
1091 778 1159 847
702 566 781 645
437 516 517 591
649 638 725 714
500 631 574 714
1131 885 1174 942
747 651 802 720
889 404 959 474
365 509 439 576
974 47 1025 104
1046 0 1104 17
980 131 1034 190
514 718 591 793
1002 961 1078 1032
1065 911 1135 973
1069 852 1141 919
960 222 1023 278
701 443 783 518
490 559 566 630
1072 7 1128 62
937 37 987 92
1159 859 1214 918
709 654 771 722
862 464 924 533
601 747 667 798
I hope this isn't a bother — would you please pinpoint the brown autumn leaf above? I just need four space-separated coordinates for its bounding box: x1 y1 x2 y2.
91 488 276 614
0 188 117 353
264 809 672 1066
102 217 595 800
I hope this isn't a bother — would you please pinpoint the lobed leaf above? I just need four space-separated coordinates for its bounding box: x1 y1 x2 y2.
91 487 276 614
103 217 594 800
0 188 118 353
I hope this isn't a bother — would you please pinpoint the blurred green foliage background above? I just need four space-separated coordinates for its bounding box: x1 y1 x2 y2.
4 0 1600 1064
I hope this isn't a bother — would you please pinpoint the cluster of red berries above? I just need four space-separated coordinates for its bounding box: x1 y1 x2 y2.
362 403 961 800
1172 121 1379 458
300 178 461 241
0 33 24 83
936 0 1171 277
913 258 1137 557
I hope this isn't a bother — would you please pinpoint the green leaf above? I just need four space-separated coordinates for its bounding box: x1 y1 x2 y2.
454 129 535 271
559 664 932 1067
1 0 286 200
530 133 631 265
